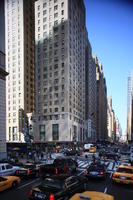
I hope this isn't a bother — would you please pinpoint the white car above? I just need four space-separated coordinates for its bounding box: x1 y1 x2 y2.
0 163 20 176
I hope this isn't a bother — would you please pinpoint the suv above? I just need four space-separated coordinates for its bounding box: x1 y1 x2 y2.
0 163 20 176
41 157 78 177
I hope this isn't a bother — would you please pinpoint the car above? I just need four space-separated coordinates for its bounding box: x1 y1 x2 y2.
0 176 20 192
103 152 119 161
15 163 40 178
41 157 78 177
112 165 133 184
29 175 88 200
89 147 96 153
85 162 107 179
69 191 114 200
0 163 20 176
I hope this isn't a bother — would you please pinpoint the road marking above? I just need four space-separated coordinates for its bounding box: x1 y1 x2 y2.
78 170 85 176
104 187 107 193
17 178 40 189
110 171 113 178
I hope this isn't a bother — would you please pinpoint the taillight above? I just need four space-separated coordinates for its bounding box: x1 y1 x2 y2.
55 168 58 175
49 194 55 200
100 171 104 175
85 170 88 175
16 170 19 175
131 176 133 180
64 165 68 173
113 173 117 178
29 189 33 196
27 169 30 175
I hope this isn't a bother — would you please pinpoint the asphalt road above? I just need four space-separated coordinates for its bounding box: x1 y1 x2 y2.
0 154 133 200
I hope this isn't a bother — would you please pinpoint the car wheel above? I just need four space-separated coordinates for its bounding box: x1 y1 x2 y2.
12 181 18 188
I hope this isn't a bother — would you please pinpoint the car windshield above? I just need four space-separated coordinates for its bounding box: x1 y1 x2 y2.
41 178 63 190
117 168 133 174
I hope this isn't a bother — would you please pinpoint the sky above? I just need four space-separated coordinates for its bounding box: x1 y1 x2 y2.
84 0 133 134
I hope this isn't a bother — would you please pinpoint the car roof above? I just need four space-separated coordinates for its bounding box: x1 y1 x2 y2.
0 163 9 166
45 175 76 181
118 165 133 169
69 191 114 200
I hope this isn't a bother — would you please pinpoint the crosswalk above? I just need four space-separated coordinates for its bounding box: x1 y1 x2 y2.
77 155 130 173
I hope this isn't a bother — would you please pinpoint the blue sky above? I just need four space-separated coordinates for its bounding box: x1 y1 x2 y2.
84 0 133 134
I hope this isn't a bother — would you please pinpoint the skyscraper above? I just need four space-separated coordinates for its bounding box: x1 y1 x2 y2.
5 0 35 143
0 0 8 159
95 56 107 140
34 0 87 142
85 40 97 142
127 73 133 141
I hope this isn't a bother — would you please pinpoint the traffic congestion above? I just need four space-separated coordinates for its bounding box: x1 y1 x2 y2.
0 142 133 200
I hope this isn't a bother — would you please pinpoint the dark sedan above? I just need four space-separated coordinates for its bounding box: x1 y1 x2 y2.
29 175 88 200
85 163 107 179
15 163 40 178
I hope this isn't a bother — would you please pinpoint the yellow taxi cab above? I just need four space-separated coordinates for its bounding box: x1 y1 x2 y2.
0 176 20 192
112 164 133 184
89 147 96 153
69 191 114 200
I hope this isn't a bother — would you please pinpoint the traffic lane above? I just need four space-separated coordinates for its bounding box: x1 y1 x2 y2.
0 177 41 200
107 181 133 200
77 169 112 193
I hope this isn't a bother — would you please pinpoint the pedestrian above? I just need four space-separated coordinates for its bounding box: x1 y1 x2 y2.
92 154 96 164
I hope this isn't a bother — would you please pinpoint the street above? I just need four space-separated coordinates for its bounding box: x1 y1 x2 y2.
0 153 133 200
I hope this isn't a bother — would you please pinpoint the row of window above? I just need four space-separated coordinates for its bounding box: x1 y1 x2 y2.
38 2 64 11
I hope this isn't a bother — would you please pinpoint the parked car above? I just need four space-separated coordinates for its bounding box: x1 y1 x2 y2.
0 176 20 192
0 163 20 176
29 175 88 200
69 191 114 200
41 157 77 177
112 165 133 184
85 162 107 179
15 163 40 178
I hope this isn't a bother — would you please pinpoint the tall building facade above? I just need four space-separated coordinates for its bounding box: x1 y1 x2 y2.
85 40 97 142
95 56 107 140
5 0 35 143
107 96 113 141
127 74 133 141
0 0 8 159
34 0 87 142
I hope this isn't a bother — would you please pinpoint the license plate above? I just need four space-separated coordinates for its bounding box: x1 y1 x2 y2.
120 176 126 180
34 193 46 199
90 171 98 175
19 170 25 174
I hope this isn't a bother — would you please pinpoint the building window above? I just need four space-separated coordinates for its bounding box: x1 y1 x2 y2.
54 13 58 18
52 124 59 140
54 5 58 11
61 10 64 15
61 2 64 7
39 125 45 141
55 107 58 112
43 2 47 8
